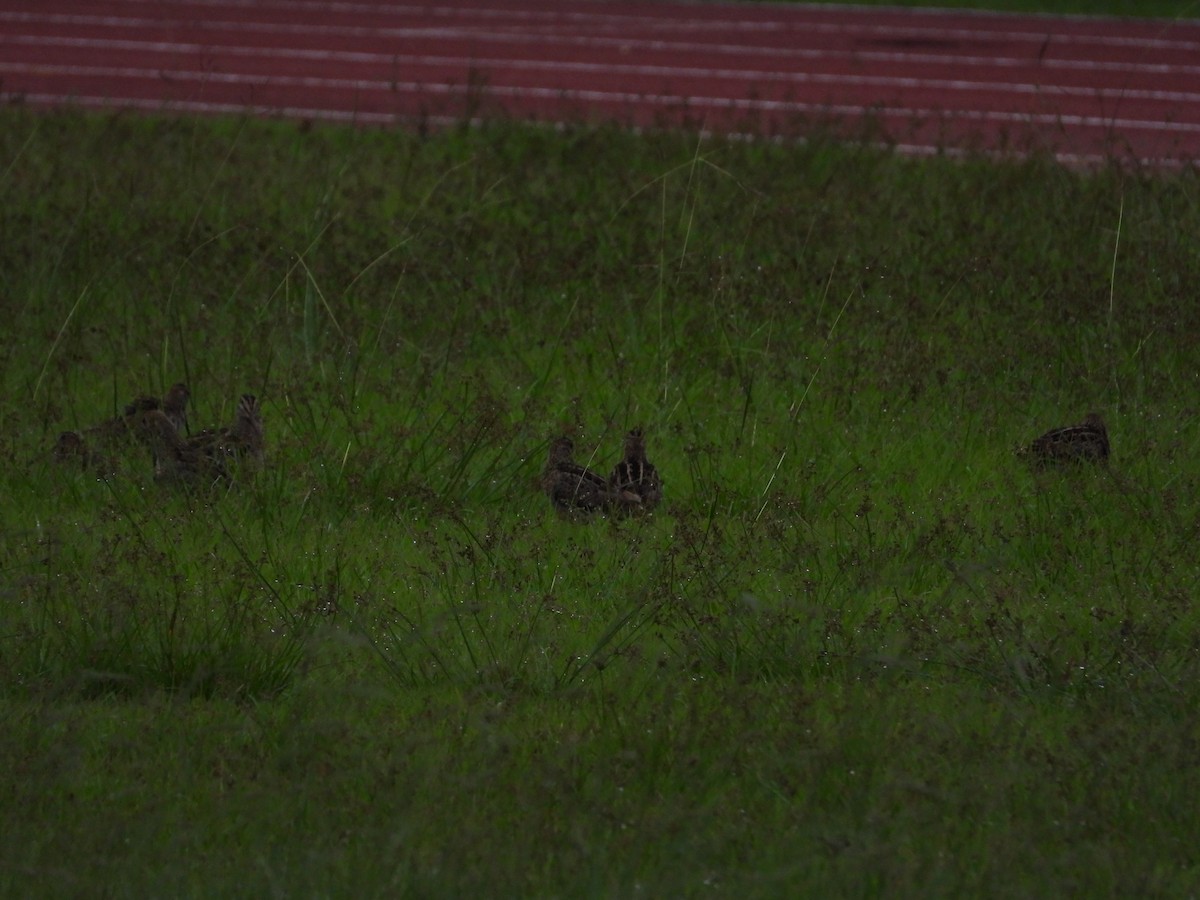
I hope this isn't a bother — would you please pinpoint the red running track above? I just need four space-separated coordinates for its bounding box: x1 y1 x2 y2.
2 0 1198 167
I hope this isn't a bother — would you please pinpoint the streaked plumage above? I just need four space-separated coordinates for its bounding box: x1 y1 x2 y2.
122 395 162 417
161 382 191 436
227 394 264 460
609 427 662 512
542 437 624 518
86 385 189 449
188 394 265 466
86 395 159 449
1021 413 1110 466
134 409 230 488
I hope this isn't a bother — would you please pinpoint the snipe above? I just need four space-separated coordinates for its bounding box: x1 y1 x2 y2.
87 384 189 448
1020 413 1110 466
188 394 265 466
542 437 626 518
161 382 191 435
609 427 662 512
134 409 230 488
86 395 159 448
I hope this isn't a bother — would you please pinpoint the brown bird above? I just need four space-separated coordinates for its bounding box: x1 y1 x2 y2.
86 385 189 449
122 395 162 417
134 409 230 488
121 384 189 429
1020 413 1110 466
161 382 191 435
188 394 265 466
51 431 114 476
85 394 161 449
609 427 663 511
226 394 264 461
542 437 627 518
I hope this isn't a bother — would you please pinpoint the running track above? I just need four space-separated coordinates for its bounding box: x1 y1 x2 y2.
2 1 1198 168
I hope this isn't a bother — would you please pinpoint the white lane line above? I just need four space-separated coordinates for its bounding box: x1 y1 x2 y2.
10 91 403 122
9 91 1190 170
8 63 1198 134
69 0 1200 51
2 11 1199 60
5 46 1200 106
3 27 1200 80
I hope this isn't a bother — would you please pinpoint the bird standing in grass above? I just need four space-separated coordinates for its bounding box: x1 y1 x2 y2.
1020 413 1110 466
83 385 190 450
85 394 161 449
542 437 624 518
228 394 265 461
189 394 265 466
161 382 191 436
609 427 662 512
134 409 230 488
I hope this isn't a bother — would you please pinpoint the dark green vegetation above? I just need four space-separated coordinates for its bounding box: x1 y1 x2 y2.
2 107 1199 896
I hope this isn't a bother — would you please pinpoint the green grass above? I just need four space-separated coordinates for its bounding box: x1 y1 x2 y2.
2 107 1200 896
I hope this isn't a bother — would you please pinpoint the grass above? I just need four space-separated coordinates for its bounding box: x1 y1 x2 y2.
1 106 1199 896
